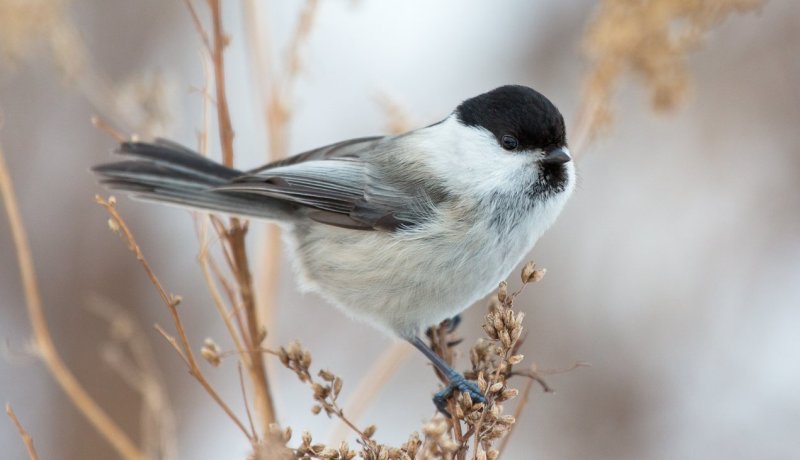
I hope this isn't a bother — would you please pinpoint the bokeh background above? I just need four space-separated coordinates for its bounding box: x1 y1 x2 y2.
2 1 799 459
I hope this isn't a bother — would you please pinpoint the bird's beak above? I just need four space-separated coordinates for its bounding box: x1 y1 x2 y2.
541 147 571 165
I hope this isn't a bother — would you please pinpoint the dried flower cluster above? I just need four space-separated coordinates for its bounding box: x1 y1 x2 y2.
576 0 764 143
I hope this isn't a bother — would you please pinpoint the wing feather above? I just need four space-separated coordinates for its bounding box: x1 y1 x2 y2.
215 136 438 231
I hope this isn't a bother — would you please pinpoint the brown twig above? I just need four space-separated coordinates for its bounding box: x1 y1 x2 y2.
207 0 235 167
238 362 258 441
181 0 213 55
200 0 277 433
0 142 145 460
90 115 128 143
5 404 39 460
96 195 253 442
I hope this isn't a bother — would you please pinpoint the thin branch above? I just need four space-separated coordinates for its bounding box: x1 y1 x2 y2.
96 195 253 442
154 324 190 366
238 362 258 441
197 0 277 431
207 0 235 167
181 0 213 55
90 115 128 143
0 143 145 460
5 404 39 460
196 215 248 358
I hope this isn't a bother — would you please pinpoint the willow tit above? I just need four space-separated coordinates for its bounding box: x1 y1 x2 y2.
93 85 575 412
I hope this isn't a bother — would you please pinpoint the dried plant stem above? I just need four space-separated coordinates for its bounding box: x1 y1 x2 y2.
196 227 247 358
0 144 145 460
90 115 127 143
208 0 235 167
95 196 253 442
5 404 39 460
198 0 277 432
238 362 258 440
227 223 276 431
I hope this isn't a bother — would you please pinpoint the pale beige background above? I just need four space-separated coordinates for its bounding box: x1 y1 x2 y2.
2 1 799 459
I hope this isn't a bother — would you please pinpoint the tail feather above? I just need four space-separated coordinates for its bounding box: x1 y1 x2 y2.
93 140 297 221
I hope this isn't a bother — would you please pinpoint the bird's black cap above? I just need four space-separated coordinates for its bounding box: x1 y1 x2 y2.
455 85 566 152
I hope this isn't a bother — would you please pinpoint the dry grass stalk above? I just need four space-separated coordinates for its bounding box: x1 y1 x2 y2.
0 141 145 460
5 403 39 460
573 0 765 152
95 195 254 441
181 0 279 434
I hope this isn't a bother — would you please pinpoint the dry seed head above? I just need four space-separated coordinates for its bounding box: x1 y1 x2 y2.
497 281 508 302
500 415 516 425
333 376 343 398
318 369 335 382
508 354 524 365
278 348 289 366
107 217 120 233
200 338 221 367
521 261 536 284
492 315 504 334
482 321 497 340
363 424 377 439
504 309 514 327
311 404 321 415
510 325 523 344
402 432 422 457
318 447 338 458
477 371 488 393
487 450 499 460
312 383 328 399
501 388 519 400
489 381 504 394
499 330 512 349
422 418 448 438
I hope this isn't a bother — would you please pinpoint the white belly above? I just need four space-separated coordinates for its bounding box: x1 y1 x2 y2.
286 190 570 338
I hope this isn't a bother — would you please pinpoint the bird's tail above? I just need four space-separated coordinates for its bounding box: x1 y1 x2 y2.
92 139 295 221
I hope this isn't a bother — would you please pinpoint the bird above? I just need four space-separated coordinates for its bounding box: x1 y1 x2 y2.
93 84 575 413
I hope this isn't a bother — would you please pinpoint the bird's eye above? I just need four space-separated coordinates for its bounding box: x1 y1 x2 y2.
501 135 518 150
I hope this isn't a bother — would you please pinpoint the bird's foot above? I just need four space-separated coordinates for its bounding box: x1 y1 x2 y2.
433 373 486 416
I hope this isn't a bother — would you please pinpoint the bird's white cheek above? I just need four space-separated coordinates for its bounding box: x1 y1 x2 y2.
419 118 532 196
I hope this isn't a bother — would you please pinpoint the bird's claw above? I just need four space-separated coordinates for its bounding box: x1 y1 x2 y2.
433 374 486 416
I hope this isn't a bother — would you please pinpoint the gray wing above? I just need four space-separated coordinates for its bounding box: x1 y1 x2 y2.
217 135 437 231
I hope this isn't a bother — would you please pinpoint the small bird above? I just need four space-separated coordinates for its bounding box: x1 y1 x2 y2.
93 85 575 412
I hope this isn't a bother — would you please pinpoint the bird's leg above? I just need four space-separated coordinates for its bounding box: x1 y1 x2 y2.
408 335 486 415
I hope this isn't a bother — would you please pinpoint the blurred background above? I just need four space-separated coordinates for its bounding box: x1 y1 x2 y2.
1 0 799 459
